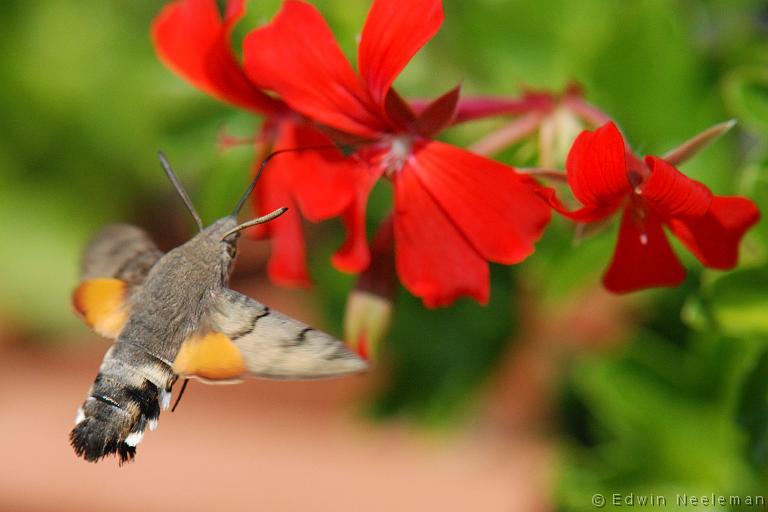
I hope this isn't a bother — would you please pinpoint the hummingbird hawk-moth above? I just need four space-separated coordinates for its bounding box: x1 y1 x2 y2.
70 153 367 464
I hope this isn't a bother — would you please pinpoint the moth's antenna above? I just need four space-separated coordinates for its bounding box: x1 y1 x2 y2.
231 140 369 217
231 151 278 217
171 378 189 412
222 207 288 241
157 151 205 232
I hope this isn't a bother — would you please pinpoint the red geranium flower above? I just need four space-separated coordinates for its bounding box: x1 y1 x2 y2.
241 0 552 307
153 0 364 286
548 122 760 293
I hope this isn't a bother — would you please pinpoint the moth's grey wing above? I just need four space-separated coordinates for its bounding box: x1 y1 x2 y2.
74 224 164 339
206 289 367 379
81 224 163 284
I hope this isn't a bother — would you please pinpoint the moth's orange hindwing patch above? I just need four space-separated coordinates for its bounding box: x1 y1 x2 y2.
72 278 129 338
173 333 246 381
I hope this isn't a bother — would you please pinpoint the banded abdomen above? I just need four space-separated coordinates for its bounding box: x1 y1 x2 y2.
70 341 176 464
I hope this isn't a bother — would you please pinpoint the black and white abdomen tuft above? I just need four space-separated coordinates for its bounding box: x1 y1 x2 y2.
70 349 175 464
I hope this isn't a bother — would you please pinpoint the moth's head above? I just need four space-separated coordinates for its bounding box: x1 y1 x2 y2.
155 151 287 273
194 217 240 278
205 208 289 276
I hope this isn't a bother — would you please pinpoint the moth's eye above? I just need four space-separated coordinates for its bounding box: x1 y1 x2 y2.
225 243 237 258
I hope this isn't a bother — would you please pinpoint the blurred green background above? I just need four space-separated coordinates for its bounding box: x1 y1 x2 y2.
1 0 767 509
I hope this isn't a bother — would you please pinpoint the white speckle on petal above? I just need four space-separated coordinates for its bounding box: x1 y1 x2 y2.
640 233 649 245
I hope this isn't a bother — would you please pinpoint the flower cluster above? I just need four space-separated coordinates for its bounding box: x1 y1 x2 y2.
153 0 760 353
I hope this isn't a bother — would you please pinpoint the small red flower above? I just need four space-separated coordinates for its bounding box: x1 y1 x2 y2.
241 0 552 307
548 122 760 293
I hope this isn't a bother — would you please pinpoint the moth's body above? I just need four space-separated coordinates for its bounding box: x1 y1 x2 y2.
71 214 365 463
121 217 237 362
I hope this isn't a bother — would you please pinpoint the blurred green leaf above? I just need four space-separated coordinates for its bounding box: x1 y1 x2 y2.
560 324 757 508
736 343 768 469
520 217 614 303
705 266 768 336
724 67 768 135
750 172 768 250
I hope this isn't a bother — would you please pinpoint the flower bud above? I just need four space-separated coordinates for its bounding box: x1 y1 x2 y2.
343 216 395 362
344 290 393 361
538 103 584 169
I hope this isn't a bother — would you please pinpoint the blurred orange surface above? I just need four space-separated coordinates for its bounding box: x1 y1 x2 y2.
0 339 551 512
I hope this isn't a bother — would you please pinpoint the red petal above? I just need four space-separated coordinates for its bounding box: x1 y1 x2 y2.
603 207 686 293
393 162 489 308
248 129 310 287
358 0 443 109
383 89 418 132
539 186 622 223
152 0 283 114
332 177 378 273
272 122 361 222
642 156 712 219
668 196 760 269
250 188 311 287
357 215 396 299
414 85 460 137
408 141 551 264
242 0 386 137
566 122 632 208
